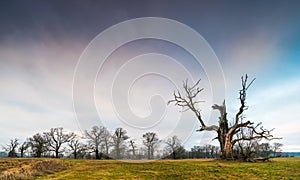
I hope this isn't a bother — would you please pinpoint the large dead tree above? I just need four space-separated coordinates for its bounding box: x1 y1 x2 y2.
168 74 279 159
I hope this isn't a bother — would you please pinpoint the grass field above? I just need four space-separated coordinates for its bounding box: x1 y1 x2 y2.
0 157 300 179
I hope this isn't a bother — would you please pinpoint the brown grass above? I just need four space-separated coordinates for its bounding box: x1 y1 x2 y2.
0 158 69 180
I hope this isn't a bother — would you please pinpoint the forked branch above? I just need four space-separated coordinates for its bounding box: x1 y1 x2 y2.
235 74 256 126
232 122 281 145
168 79 207 129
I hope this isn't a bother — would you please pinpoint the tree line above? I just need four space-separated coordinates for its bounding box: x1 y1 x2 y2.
1 126 174 159
1 126 282 160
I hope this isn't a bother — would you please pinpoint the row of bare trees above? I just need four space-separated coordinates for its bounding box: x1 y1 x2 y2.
1 127 187 159
1 128 75 158
1 127 282 160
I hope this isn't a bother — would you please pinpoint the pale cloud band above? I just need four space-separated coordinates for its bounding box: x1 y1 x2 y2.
72 17 225 151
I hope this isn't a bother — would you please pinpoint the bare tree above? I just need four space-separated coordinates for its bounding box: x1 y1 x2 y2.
28 133 48 157
112 128 129 159
164 136 183 159
103 128 112 157
19 141 29 158
44 127 75 158
85 126 106 159
129 139 137 159
258 142 272 157
169 75 280 159
2 139 19 157
143 132 159 159
69 137 86 159
273 142 283 157
211 145 220 158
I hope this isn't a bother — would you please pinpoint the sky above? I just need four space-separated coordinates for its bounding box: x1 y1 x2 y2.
0 0 300 152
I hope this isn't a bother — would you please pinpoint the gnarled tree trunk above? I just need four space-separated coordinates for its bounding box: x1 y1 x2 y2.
169 75 280 160
223 134 233 158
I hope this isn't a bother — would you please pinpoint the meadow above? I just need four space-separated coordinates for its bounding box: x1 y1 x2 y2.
0 157 300 179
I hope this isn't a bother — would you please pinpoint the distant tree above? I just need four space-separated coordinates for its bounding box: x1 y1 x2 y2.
190 146 201 158
44 127 76 158
19 141 29 158
2 139 19 157
129 139 137 159
143 132 159 159
68 137 86 159
272 143 283 157
169 74 280 159
204 144 219 158
213 146 220 158
173 145 186 159
103 128 112 156
258 142 272 157
112 128 129 159
85 126 106 159
28 133 48 157
189 145 219 159
164 136 183 159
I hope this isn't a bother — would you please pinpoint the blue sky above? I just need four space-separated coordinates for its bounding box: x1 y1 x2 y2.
0 0 300 152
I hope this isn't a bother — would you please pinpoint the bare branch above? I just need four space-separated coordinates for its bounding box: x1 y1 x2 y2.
235 74 255 126
196 125 219 132
232 122 282 145
168 79 208 129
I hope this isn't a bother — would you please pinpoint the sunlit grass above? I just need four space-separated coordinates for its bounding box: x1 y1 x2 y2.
0 158 69 180
1 157 300 179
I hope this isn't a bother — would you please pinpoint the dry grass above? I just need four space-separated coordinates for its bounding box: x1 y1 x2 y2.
0 158 69 180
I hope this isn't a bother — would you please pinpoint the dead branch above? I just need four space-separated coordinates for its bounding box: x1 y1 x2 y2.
232 122 282 145
168 79 207 129
235 74 255 126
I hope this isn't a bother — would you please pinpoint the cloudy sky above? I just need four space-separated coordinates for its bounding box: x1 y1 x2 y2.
0 0 299 152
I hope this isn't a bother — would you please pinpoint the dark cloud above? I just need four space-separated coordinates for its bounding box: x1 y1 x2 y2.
1 0 300 58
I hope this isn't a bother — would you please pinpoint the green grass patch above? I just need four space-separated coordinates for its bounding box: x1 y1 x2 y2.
1 158 300 179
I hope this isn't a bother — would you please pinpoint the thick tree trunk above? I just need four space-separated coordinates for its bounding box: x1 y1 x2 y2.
95 149 100 159
74 151 77 159
116 148 120 159
172 149 176 159
217 103 230 159
223 135 233 159
105 142 109 156
37 150 42 157
55 149 59 158
132 148 136 159
147 146 151 159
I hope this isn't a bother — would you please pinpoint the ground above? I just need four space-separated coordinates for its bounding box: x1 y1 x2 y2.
0 158 299 179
